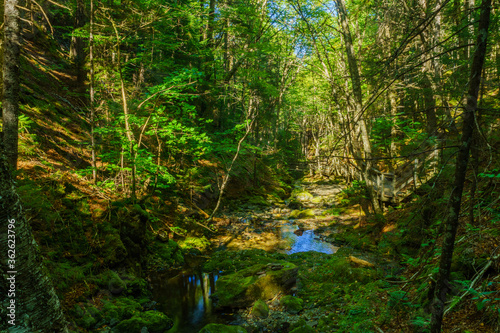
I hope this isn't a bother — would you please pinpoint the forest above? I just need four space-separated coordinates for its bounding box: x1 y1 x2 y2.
0 0 499 332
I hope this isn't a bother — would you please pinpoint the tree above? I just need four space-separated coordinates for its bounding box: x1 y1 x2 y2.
70 0 86 87
2 0 21 170
0 152 69 331
429 0 491 331
336 0 383 214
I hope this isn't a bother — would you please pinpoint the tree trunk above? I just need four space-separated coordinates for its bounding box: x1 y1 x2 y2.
0 154 69 332
111 20 137 200
430 0 491 331
89 0 97 183
336 0 382 214
70 0 86 88
2 0 21 170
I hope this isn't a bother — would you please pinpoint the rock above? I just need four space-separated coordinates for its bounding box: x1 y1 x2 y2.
113 311 173 333
348 256 375 268
212 261 298 308
310 196 323 204
289 319 315 333
280 295 303 314
251 299 269 318
294 191 314 202
287 199 304 209
294 228 304 236
289 210 301 219
266 263 284 270
108 272 126 295
103 234 128 266
198 323 246 333
289 209 316 220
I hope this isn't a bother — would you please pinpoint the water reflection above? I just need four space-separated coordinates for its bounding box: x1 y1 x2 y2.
279 223 338 254
151 224 337 331
151 270 222 333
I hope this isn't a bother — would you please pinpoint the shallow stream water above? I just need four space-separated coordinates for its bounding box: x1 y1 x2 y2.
151 182 342 332
151 223 338 332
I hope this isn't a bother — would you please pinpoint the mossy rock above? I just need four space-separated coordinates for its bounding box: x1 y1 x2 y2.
280 295 303 314
101 297 142 324
124 276 149 298
71 304 98 329
108 271 126 295
248 196 272 207
198 323 246 333
289 209 315 219
287 199 304 209
310 197 323 204
213 261 298 308
148 240 184 269
102 234 128 266
293 190 314 202
251 299 269 318
113 311 173 333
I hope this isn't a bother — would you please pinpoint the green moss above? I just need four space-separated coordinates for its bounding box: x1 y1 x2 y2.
178 236 211 252
124 276 149 297
113 311 173 333
248 196 271 206
289 319 314 333
71 304 98 329
251 299 269 318
289 210 301 219
148 239 184 269
280 295 303 314
102 234 128 266
310 196 323 204
289 209 315 219
213 261 298 308
198 323 247 333
108 271 126 295
292 190 313 202
101 297 142 323
44 261 92 295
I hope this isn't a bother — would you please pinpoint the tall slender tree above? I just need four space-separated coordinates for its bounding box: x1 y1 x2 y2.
430 0 491 331
2 0 21 170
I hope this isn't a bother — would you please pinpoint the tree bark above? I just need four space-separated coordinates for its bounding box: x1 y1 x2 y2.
0 154 68 332
2 0 21 170
429 0 491 331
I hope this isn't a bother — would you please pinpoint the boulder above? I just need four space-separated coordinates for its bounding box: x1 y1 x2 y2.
294 191 313 202
251 299 269 318
289 209 315 220
212 261 298 308
280 295 303 314
113 311 173 333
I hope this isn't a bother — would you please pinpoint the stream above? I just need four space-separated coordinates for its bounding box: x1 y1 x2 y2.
151 182 344 333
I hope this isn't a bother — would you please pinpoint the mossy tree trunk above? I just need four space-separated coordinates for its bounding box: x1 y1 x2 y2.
0 154 68 332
